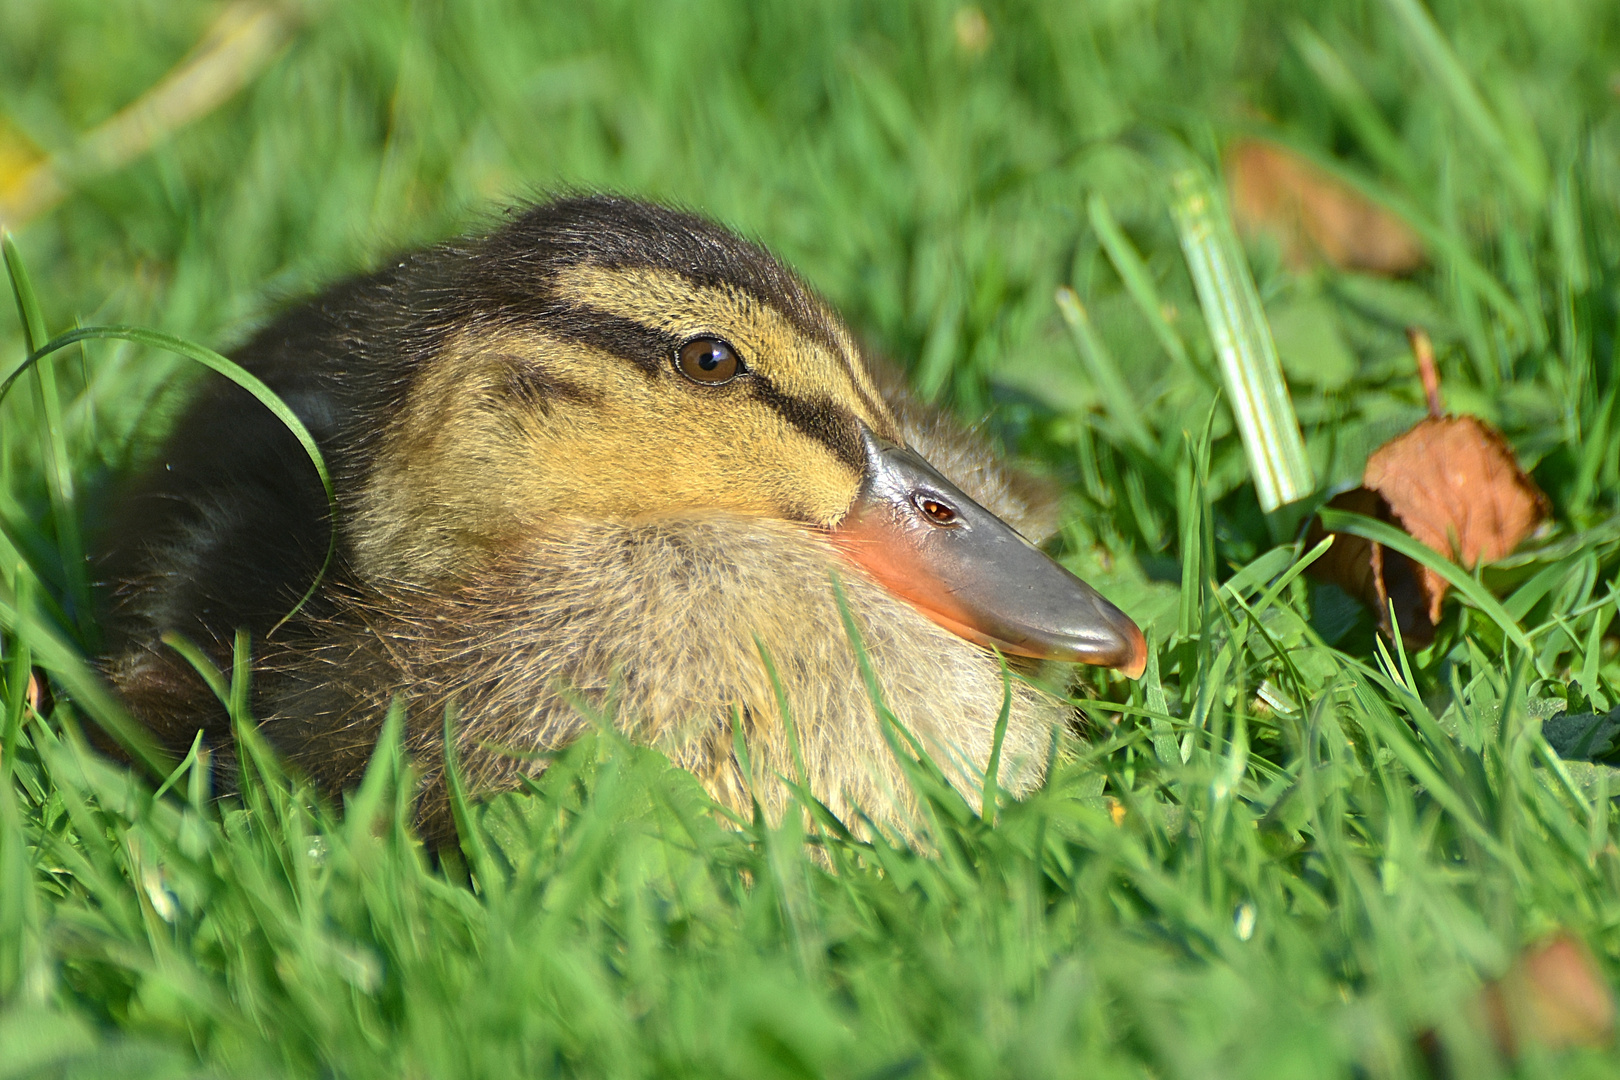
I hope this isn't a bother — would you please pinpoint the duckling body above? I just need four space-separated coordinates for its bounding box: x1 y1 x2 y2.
101 197 1141 836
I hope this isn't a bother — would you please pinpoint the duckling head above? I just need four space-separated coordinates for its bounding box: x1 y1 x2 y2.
350 196 1146 677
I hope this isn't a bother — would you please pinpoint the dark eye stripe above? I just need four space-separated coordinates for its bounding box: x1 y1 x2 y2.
518 305 864 471
534 307 676 375
744 375 864 472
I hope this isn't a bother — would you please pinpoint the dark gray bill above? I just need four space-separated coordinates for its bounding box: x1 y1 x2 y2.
829 427 1147 677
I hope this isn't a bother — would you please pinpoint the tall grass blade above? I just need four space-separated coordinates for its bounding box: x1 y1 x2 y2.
1169 161 1314 512
1055 285 1154 453
1141 630 1178 766
3 235 91 642
159 631 230 706
1 324 337 632
980 655 1012 826
0 771 43 1002
1087 194 1194 373
444 699 501 900
1287 22 1416 188
1377 0 1547 207
2 574 31 787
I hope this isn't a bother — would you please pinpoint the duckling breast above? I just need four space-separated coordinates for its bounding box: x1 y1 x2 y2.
249 511 1062 837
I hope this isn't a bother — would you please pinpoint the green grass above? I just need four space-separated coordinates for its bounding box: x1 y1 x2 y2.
3 0 1620 1075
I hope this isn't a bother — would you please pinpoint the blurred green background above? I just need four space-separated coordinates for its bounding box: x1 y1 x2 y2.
5 1 1620 1076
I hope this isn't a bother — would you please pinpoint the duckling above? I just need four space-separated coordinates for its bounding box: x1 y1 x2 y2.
98 196 1145 838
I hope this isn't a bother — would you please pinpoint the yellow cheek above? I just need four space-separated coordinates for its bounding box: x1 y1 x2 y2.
350 317 872 585
516 383 860 526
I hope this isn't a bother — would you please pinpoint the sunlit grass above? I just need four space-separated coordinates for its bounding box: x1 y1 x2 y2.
2 0 1619 1075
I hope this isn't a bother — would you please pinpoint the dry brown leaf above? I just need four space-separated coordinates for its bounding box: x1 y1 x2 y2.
1364 414 1548 617
1308 486 1440 644
1227 138 1425 275
1308 329 1548 645
1481 933 1616 1057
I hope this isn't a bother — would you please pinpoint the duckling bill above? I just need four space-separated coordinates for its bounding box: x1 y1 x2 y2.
99 195 1145 838
833 426 1145 670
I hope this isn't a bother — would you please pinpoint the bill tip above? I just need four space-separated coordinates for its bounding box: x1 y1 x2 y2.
1118 622 1148 680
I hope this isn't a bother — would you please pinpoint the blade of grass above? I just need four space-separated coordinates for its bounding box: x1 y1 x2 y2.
1 574 31 787
1 324 336 633
980 655 1012 826
342 694 408 853
444 699 501 900
1569 383 1616 522
158 631 230 706
755 637 808 792
1176 437 1204 643
1055 285 1154 453
1139 630 1178 767
1377 0 1547 208
3 236 92 643
1287 22 1417 189
1086 194 1194 374
0 764 43 1001
1168 159 1313 512
1346 677 1514 867
754 636 858 859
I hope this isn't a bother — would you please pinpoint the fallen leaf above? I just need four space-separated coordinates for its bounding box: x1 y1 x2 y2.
1417 933 1615 1076
1364 414 1548 616
1482 933 1616 1057
1309 486 1439 645
1227 138 1425 275
1308 329 1548 645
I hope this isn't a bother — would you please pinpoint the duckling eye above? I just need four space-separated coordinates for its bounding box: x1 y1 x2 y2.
676 337 743 385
